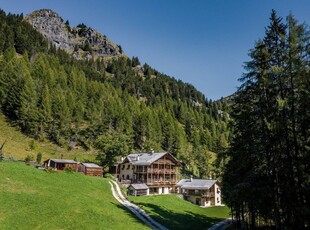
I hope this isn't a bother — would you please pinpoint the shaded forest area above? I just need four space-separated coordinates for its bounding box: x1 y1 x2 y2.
222 11 310 229
0 9 231 178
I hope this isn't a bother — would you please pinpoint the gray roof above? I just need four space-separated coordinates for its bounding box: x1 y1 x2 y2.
49 159 77 164
129 183 149 190
126 152 179 165
82 163 102 168
176 179 217 190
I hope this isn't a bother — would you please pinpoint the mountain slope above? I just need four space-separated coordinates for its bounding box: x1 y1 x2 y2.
0 8 231 179
0 113 94 161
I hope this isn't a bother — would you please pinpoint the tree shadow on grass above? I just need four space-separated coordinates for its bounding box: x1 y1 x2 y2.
133 202 224 230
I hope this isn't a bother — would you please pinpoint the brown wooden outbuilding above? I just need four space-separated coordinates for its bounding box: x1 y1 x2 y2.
44 158 78 171
78 163 103 177
128 183 149 196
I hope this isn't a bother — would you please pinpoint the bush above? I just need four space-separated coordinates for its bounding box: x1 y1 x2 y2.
64 167 73 173
36 152 42 164
25 154 34 165
0 152 5 161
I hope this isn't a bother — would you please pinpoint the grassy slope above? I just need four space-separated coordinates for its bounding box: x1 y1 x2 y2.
0 113 95 162
129 195 230 230
0 162 149 229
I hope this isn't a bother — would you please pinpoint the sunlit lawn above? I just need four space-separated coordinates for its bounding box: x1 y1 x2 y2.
129 194 230 230
0 162 149 229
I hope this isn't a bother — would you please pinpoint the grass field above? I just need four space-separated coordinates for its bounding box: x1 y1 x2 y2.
0 162 149 229
129 194 230 229
0 113 95 162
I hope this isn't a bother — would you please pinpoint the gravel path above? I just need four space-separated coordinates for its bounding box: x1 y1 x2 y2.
109 180 168 230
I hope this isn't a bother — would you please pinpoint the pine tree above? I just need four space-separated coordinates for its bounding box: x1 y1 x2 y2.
223 10 310 228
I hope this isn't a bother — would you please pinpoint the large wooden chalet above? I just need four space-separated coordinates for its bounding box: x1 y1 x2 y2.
118 152 181 195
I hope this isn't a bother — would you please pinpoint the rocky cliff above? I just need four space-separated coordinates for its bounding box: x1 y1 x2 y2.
25 9 122 59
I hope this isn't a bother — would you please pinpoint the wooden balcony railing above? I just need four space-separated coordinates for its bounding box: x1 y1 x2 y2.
147 179 177 185
183 191 215 197
134 168 176 174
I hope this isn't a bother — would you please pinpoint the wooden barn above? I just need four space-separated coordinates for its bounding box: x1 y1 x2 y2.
128 183 149 196
78 163 103 177
44 159 78 171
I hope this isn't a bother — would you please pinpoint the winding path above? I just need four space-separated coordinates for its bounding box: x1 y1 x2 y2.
109 180 168 230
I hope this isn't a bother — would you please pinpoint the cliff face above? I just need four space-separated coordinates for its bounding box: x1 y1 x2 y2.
25 9 122 59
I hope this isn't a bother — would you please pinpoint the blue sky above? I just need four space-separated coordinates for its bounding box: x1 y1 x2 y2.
1 1 310 100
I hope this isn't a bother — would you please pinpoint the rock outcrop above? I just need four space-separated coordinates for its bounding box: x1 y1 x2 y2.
25 9 122 59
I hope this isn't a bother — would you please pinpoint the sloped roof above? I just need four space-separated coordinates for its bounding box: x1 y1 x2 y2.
48 159 77 164
129 183 149 190
176 179 217 190
125 152 180 166
82 163 102 168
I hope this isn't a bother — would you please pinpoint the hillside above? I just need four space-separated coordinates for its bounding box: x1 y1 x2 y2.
0 113 94 161
0 8 231 178
0 162 149 229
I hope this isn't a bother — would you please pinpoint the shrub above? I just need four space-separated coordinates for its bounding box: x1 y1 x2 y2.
25 154 34 165
64 167 73 173
36 152 42 164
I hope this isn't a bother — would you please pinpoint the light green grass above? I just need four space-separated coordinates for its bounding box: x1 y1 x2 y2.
0 113 95 162
129 194 230 230
0 162 149 229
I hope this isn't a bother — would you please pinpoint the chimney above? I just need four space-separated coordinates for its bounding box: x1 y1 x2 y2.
190 175 193 182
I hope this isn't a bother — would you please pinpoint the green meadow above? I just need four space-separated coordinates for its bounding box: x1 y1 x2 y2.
129 194 230 230
0 162 148 230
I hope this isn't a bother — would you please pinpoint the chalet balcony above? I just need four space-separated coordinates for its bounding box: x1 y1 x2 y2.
146 179 177 185
134 168 176 174
183 191 215 197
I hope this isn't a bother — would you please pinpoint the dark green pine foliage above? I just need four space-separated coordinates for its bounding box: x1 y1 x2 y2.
222 10 310 229
0 9 231 178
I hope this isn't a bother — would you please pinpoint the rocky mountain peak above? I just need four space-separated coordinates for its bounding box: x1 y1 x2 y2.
25 9 123 59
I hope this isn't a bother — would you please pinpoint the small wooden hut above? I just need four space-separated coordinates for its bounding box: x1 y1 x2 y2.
78 163 103 176
128 183 149 196
44 159 78 171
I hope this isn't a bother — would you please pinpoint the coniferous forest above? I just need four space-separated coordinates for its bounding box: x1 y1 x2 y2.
0 9 231 178
222 11 310 228
1 7 309 229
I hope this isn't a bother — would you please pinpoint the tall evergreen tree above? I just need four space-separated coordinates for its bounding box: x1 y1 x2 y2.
222 10 310 228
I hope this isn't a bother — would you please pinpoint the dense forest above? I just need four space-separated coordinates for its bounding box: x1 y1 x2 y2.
0 9 231 178
222 11 310 229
